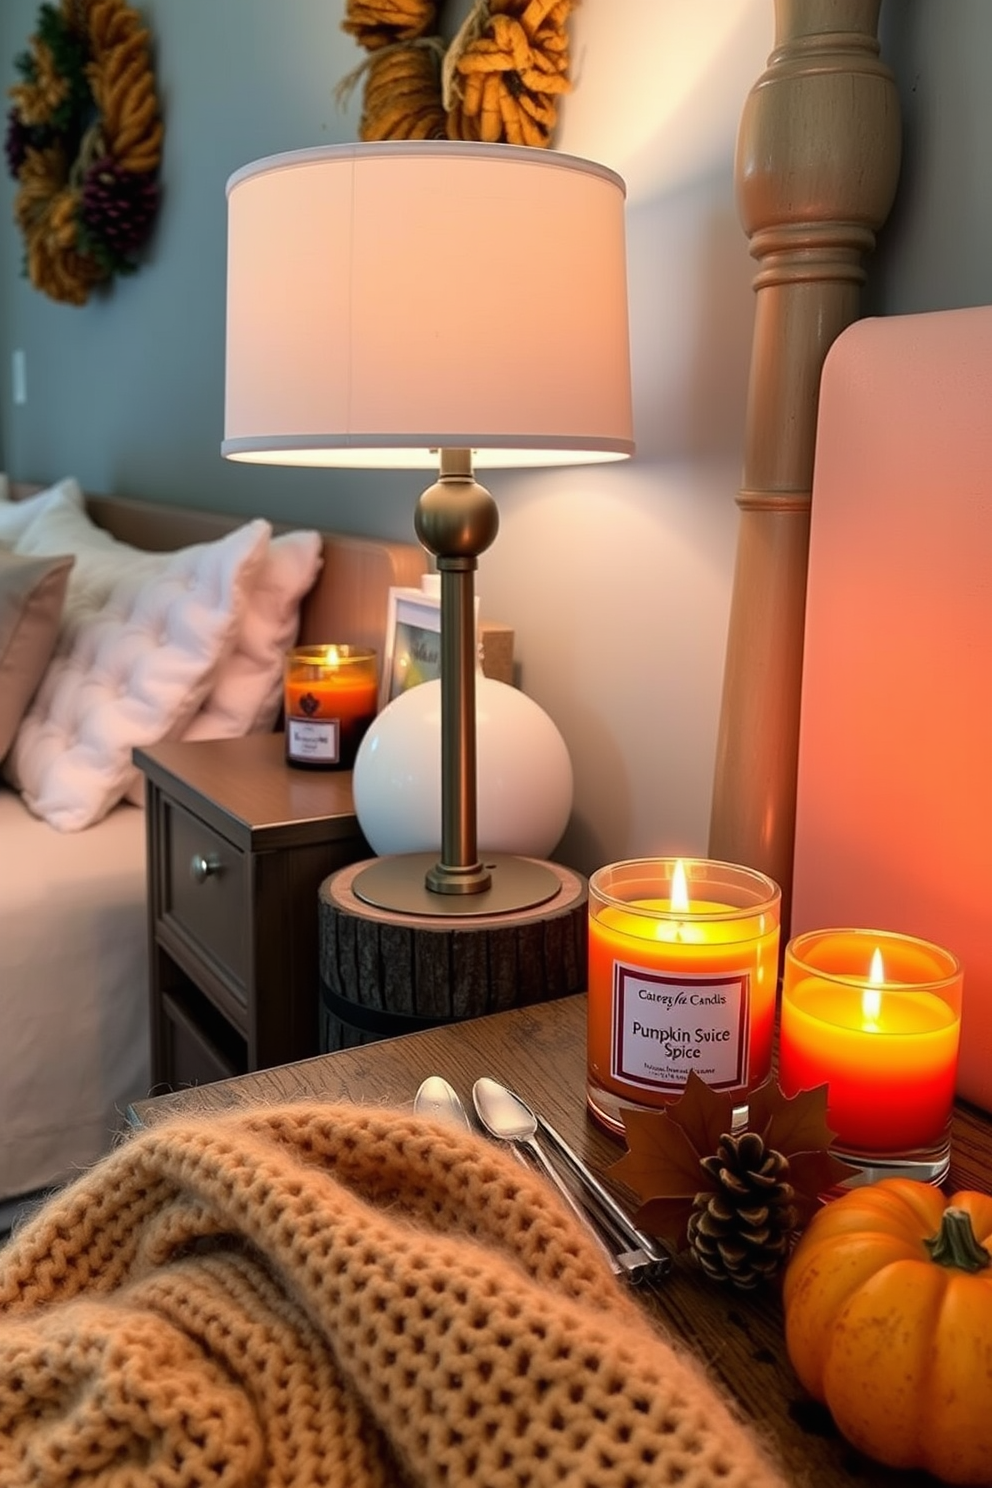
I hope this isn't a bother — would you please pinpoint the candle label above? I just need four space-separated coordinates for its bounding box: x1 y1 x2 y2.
287 716 340 764
612 964 750 1093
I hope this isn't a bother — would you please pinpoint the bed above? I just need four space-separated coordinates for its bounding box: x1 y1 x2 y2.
0 478 426 1218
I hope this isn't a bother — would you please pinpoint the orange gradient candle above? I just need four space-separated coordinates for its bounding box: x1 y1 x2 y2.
779 928 962 1169
587 858 781 1136
284 645 378 769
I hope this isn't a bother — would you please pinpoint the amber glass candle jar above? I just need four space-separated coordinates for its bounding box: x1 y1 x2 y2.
587 858 781 1137
779 927 962 1185
283 645 377 770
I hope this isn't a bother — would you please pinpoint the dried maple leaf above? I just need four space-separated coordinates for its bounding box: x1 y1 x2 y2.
609 1105 705 1250
610 1107 701 1192
607 1072 860 1250
632 1195 699 1250
746 1077 836 1157
663 1071 736 1157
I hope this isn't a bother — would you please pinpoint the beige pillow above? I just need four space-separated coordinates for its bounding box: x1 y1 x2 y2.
0 549 75 761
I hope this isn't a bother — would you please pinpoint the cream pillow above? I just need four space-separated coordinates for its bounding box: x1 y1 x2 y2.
13 485 159 629
0 550 75 761
7 520 271 831
0 476 84 546
122 527 323 804
182 529 323 739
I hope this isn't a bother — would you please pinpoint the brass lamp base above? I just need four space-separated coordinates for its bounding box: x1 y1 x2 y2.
352 852 563 917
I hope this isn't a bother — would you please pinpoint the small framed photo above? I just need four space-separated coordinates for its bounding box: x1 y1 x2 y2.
379 584 479 710
380 587 441 709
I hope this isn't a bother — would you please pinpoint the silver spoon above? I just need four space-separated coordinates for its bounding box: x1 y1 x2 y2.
473 1076 646 1281
414 1075 472 1129
534 1110 670 1276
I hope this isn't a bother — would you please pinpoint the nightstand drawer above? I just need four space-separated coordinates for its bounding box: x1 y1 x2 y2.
138 733 364 1091
163 800 248 990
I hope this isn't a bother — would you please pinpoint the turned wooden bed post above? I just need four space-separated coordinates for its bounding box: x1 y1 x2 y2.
708 0 901 934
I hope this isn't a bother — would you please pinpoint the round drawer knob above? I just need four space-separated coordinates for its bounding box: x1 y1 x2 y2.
190 852 221 884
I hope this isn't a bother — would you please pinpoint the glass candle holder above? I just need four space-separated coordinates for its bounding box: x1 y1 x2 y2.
284 645 377 770
779 928 963 1186
587 858 781 1137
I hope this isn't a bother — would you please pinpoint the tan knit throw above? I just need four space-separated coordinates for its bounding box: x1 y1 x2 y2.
0 1103 788 1487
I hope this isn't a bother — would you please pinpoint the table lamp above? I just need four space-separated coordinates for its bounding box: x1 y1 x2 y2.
222 141 633 918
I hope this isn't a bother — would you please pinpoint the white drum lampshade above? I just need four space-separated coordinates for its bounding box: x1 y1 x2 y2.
354 677 573 859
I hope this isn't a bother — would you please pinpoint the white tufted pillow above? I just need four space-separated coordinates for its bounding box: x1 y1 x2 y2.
15 492 324 800
13 485 164 630
186 528 323 737
0 476 84 546
121 529 322 804
6 520 271 831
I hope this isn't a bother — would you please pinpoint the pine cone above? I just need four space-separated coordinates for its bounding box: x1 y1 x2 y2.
80 155 159 261
687 1131 799 1289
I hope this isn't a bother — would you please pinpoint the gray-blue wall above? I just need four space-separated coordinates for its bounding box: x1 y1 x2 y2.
872 0 992 315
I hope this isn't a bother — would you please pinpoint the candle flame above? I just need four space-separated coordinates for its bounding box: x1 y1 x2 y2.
861 947 885 1026
671 859 690 914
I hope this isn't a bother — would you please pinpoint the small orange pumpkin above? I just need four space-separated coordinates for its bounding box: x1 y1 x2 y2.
782 1178 992 1484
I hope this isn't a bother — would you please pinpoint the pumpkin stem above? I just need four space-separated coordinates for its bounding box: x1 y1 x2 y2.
924 1207 992 1272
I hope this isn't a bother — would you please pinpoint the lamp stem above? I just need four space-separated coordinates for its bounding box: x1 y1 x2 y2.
415 448 499 895
437 556 482 884
353 447 565 918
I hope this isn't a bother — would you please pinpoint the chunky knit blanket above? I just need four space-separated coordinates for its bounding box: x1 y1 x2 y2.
0 1102 788 1487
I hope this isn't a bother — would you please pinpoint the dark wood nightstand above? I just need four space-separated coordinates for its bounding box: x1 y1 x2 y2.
133 733 369 1093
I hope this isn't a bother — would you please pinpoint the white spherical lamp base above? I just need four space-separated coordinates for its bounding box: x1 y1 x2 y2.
353 676 573 860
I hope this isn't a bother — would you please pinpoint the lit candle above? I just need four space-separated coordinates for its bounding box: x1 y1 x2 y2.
779 928 963 1155
284 645 378 769
587 858 781 1136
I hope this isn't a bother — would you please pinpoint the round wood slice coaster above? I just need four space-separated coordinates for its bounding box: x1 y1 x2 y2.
319 857 588 1053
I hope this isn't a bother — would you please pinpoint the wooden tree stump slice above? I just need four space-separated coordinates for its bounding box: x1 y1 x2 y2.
319 858 588 1052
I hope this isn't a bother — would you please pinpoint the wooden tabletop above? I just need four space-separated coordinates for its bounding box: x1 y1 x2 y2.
130 993 992 1486
133 733 359 850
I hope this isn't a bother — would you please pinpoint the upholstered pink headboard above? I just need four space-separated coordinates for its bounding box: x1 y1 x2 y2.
792 306 992 1110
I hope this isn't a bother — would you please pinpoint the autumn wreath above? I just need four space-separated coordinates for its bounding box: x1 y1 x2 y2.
4 0 163 306
338 0 576 147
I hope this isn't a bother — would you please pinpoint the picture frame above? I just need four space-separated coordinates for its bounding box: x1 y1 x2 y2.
380 586 441 710
379 584 479 710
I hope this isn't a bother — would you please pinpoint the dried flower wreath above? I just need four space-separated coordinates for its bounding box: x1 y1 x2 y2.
338 0 576 146
4 0 163 306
